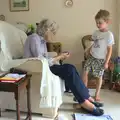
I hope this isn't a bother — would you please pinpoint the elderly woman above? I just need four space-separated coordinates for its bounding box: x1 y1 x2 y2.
24 19 104 116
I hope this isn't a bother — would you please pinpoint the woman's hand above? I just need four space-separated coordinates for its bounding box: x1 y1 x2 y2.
52 52 70 62
60 52 70 60
59 54 66 60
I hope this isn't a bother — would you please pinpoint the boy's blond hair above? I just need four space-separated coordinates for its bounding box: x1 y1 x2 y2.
95 9 110 21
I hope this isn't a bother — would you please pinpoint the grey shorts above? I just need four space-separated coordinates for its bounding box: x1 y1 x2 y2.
84 55 105 78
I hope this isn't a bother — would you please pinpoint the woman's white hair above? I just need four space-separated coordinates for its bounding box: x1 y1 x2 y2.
36 19 59 37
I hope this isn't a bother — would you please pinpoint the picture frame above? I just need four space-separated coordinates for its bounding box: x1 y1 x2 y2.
9 0 29 12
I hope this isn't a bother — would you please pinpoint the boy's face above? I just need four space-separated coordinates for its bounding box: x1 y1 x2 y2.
95 19 109 31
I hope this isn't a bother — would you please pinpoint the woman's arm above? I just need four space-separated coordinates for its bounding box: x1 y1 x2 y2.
52 54 66 61
48 53 69 66
29 35 68 66
29 36 44 57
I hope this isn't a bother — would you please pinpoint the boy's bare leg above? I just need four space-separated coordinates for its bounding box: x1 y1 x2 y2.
82 71 89 87
95 77 102 101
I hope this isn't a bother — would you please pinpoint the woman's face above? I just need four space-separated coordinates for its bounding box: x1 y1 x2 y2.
44 30 56 42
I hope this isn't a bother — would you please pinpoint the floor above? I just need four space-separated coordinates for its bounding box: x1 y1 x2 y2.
0 89 120 120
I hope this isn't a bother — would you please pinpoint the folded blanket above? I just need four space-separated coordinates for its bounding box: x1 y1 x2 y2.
40 58 64 108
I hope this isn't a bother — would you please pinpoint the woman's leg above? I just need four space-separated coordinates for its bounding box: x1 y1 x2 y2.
65 81 71 92
50 64 104 116
50 64 90 103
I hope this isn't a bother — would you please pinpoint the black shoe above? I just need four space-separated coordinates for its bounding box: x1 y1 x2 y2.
73 97 78 102
73 98 104 107
91 101 104 108
82 107 104 116
64 90 72 93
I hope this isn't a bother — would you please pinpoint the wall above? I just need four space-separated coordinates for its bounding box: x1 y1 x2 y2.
116 0 120 56
0 0 117 72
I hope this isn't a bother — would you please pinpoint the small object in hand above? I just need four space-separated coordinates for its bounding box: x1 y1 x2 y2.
62 51 69 55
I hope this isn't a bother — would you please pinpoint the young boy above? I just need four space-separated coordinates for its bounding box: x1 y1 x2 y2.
83 9 114 101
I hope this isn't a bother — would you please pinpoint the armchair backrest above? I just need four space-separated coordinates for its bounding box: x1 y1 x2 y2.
81 35 93 60
0 21 27 60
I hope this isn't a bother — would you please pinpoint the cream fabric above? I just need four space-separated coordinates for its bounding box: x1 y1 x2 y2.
40 57 63 108
0 21 27 60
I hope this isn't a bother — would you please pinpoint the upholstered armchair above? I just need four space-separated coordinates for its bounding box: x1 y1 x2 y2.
47 42 62 54
0 21 64 118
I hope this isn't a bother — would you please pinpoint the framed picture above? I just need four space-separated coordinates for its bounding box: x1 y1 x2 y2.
9 0 29 12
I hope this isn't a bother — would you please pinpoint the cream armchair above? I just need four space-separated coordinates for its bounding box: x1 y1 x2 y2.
0 21 63 118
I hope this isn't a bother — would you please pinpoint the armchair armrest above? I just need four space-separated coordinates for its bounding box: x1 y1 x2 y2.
1 58 43 73
16 60 43 73
48 52 57 58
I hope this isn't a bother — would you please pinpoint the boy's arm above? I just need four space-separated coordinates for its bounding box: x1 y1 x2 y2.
104 46 112 69
105 32 114 69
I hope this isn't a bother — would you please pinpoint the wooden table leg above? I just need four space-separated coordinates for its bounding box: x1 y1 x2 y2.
0 108 1 117
26 79 32 120
15 90 20 120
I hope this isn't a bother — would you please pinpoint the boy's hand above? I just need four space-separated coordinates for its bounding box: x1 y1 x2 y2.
109 61 114 71
104 62 108 69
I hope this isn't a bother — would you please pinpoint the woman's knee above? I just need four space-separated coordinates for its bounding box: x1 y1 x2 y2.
63 64 76 73
63 64 76 69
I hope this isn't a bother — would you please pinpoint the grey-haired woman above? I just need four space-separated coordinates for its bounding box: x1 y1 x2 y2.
24 19 104 116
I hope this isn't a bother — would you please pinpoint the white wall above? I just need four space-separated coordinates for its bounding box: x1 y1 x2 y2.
0 0 117 72
116 0 120 56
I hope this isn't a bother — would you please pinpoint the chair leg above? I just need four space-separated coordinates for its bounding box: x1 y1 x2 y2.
0 108 1 117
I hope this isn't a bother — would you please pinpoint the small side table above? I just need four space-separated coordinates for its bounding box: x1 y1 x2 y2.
0 74 32 120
